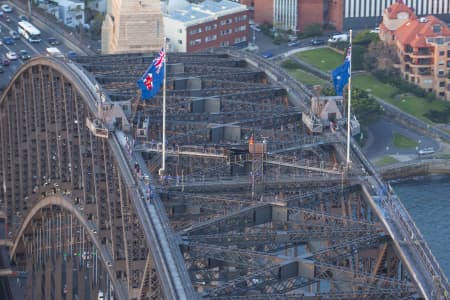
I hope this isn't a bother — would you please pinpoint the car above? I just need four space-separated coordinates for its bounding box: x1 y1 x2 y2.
250 24 261 32
19 50 31 61
19 15 28 21
1 4 13 13
67 50 77 59
0 65 4 73
261 52 274 59
1 56 10 66
370 27 380 34
98 291 105 300
9 30 20 40
288 40 300 47
6 51 18 60
311 39 326 46
47 37 60 46
2 36 14 45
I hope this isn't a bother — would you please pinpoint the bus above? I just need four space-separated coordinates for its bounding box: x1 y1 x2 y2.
17 21 41 42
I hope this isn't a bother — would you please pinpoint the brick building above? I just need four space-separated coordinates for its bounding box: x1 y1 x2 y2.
379 1 450 100
164 0 250 52
236 0 325 33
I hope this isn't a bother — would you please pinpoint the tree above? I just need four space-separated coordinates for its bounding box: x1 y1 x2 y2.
364 40 399 71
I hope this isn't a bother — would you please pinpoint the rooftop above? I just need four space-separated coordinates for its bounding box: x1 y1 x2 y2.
395 15 450 47
165 0 247 26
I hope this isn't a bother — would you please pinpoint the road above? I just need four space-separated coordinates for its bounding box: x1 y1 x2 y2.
363 116 440 161
0 4 78 89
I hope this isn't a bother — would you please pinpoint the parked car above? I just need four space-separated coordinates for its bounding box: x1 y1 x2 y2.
0 65 4 73
47 37 60 46
311 39 326 46
9 30 20 40
19 15 28 21
261 52 274 59
1 4 13 13
2 36 14 45
370 27 380 34
6 51 18 60
288 40 300 47
19 50 31 61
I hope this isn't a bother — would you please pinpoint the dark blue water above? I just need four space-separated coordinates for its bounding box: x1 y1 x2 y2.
391 175 450 279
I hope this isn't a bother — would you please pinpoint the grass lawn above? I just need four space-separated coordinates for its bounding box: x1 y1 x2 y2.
287 68 329 86
352 74 399 101
393 133 418 148
373 155 399 167
295 48 344 72
352 74 449 122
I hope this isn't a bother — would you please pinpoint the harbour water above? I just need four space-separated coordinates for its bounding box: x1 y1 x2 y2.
390 174 450 279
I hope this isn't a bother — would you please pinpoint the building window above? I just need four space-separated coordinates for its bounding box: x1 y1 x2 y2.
205 25 212 31
190 28 202 35
439 51 445 56
439 81 445 87
433 24 441 33
220 18 233 26
178 40 183 45
235 25 246 33
234 15 247 22
220 29 233 36
234 36 247 44
220 41 229 47
205 35 217 42
178 29 183 33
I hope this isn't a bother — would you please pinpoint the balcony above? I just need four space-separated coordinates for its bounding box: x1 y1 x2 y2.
411 58 433 65
416 48 431 54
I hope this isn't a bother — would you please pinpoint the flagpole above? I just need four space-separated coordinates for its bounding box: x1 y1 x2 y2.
159 46 167 177
346 29 352 166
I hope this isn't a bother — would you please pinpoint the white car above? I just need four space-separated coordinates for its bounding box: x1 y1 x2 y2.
1 4 13 13
370 27 380 34
6 51 18 60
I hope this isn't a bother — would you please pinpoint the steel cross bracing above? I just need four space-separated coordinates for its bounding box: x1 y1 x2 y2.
0 51 447 299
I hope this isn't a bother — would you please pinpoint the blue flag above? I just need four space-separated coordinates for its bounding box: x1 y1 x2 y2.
331 46 351 96
137 48 165 100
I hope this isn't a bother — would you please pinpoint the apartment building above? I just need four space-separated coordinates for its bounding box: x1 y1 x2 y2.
379 1 450 100
329 0 450 31
164 0 250 52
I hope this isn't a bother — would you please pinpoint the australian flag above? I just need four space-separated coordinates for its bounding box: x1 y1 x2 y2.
331 46 351 96
137 48 166 100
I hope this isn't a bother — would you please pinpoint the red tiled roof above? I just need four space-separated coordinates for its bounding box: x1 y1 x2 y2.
385 0 415 19
395 16 450 47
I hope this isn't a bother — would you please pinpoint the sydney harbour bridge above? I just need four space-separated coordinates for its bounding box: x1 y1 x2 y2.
0 50 448 299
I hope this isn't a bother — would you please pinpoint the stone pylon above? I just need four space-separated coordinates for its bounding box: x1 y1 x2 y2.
101 0 165 54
